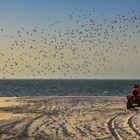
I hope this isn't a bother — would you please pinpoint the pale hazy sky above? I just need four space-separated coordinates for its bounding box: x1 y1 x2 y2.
0 0 140 79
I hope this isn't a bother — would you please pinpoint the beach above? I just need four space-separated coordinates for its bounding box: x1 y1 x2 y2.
0 96 140 140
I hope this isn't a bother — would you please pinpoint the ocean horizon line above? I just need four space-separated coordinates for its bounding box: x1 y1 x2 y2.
0 78 140 80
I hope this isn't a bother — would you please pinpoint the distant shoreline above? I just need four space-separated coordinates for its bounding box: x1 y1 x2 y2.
0 95 126 98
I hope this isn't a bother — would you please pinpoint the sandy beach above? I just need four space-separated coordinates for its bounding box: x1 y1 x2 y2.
0 96 139 140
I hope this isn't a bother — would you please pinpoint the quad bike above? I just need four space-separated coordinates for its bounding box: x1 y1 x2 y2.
126 84 140 109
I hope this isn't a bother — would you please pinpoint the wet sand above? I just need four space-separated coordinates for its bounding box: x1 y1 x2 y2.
0 96 140 140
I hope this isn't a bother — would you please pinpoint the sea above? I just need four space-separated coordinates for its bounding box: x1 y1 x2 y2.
0 79 140 97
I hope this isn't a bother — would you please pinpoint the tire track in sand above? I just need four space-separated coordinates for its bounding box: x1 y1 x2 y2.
128 112 140 137
107 112 123 140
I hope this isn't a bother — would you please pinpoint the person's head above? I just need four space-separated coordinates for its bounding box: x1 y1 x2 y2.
133 84 139 88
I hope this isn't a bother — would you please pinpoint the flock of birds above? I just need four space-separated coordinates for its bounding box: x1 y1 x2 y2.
0 9 140 79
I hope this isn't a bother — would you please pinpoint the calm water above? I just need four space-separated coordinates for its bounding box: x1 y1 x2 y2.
0 79 140 97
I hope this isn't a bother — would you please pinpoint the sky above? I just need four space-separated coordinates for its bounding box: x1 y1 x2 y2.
0 0 140 79
0 0 140 27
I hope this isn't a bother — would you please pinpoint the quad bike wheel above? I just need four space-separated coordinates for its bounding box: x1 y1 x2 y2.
127 100 133 109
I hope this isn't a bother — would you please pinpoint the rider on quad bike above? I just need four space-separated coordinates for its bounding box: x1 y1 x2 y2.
127 84 140 109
